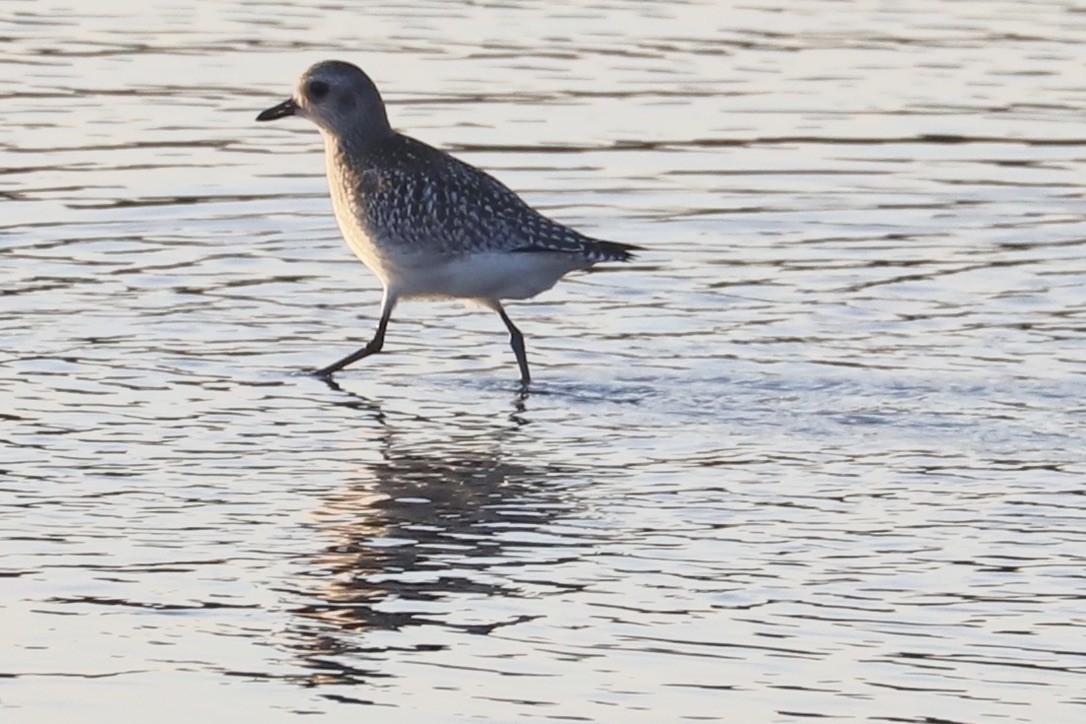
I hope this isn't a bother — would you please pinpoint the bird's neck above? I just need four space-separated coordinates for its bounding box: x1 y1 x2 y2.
322 125 393 161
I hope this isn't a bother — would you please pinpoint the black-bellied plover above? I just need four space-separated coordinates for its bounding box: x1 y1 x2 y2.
256 60 637 386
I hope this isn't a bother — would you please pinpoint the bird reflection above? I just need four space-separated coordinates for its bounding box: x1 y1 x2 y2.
281 385 578 688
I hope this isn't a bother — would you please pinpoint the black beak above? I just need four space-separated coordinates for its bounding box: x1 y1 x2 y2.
256 98 297 122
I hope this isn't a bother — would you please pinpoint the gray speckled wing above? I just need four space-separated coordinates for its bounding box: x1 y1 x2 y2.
337 134 636 262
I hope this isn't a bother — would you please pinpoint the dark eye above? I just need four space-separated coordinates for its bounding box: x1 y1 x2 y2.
307 80 329 100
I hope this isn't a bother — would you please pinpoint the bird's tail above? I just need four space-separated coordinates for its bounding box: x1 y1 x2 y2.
583 238 641 263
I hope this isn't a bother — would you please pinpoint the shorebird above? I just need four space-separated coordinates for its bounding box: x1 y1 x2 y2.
256 60 637 386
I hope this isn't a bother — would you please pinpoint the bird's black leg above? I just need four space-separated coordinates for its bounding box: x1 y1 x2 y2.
496 305 531 386
315 293 396 378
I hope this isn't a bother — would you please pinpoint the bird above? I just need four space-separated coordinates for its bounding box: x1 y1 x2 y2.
256 60 638 386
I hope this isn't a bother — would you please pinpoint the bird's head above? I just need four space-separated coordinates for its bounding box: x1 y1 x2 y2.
257 60 392 142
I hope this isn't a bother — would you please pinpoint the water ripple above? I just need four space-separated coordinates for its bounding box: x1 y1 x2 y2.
3 0 1086 721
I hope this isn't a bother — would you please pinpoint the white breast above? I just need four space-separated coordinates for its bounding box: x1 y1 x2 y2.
325 153 393 287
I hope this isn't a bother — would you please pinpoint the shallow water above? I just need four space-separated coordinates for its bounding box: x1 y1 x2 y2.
3 0 1085 721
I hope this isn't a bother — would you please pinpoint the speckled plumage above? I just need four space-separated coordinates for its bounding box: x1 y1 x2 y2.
257 60 638 383
331 133 633 261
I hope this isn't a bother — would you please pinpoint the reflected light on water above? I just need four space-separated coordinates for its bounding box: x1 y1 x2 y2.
3 0 1085 721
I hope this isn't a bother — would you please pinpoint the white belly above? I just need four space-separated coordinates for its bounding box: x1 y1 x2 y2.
392 251 585 301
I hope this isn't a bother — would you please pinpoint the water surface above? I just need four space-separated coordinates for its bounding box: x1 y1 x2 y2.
3 0 1085 721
